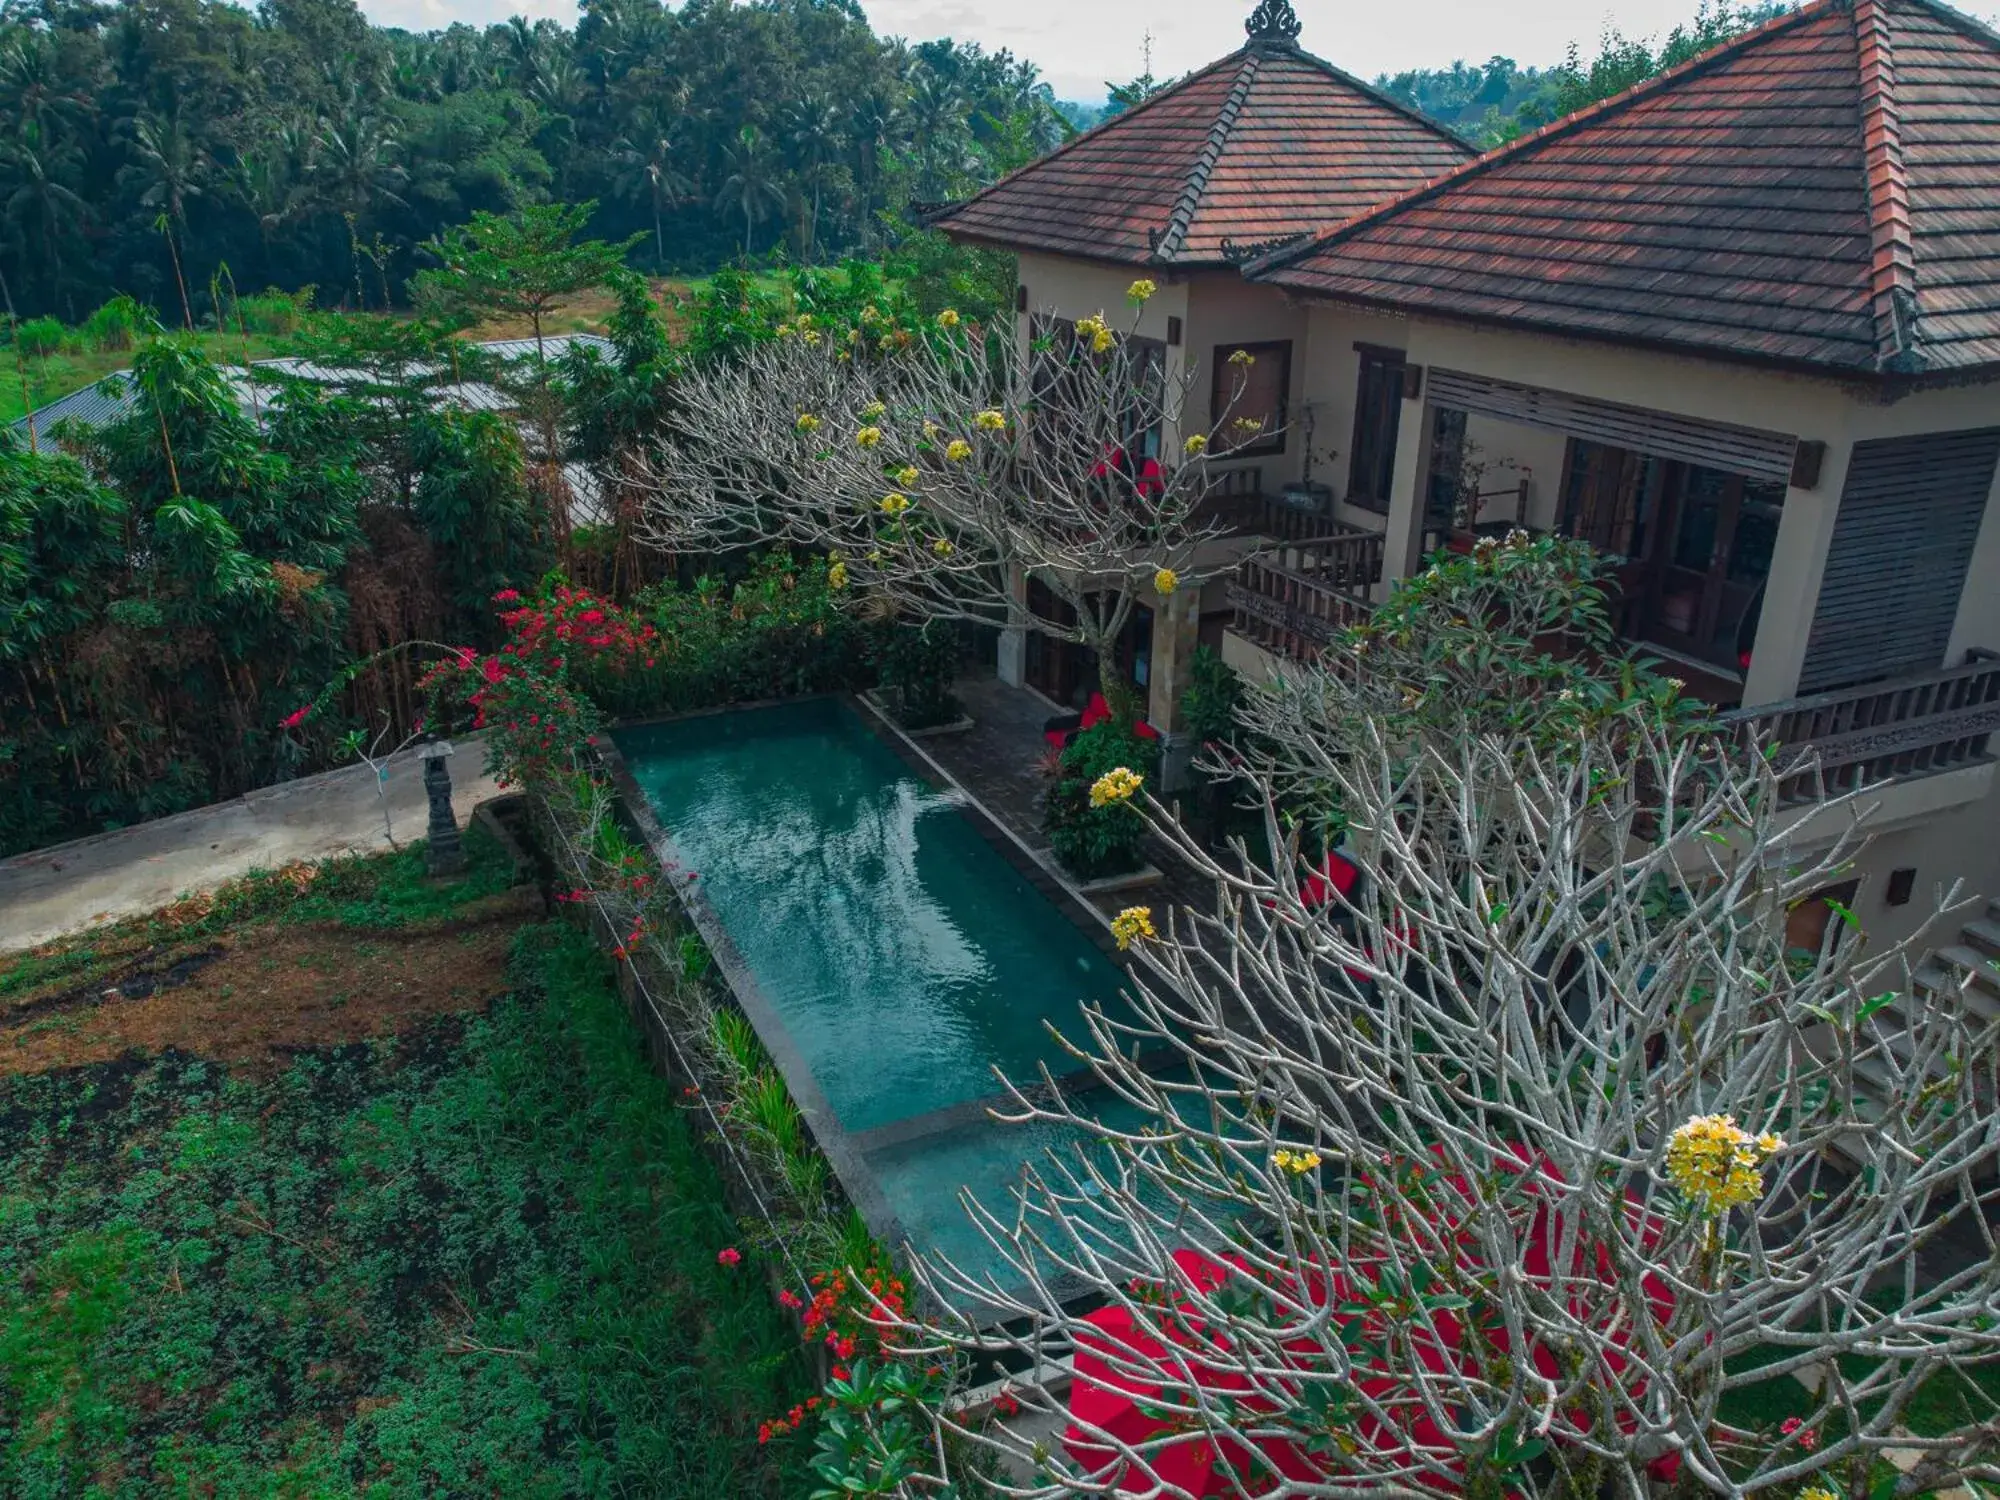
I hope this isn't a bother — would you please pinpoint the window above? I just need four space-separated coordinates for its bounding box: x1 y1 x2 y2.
1210 340 1291 457
1030 314 1167 464
1347 346 1406 512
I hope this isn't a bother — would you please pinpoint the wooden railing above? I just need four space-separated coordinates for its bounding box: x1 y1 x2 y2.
1725 650 2000 803
1198 489 1353 544
1227 534 1383 660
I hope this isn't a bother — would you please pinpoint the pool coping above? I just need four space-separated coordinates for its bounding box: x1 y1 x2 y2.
594 694 1146 1320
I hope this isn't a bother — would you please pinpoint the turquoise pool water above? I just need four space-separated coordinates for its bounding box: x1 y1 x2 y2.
613 698 1132 1290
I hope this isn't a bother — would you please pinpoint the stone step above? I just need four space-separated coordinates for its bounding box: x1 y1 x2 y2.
1914 963 2000 1022
1937 944 2000 998
1963 917 2000 962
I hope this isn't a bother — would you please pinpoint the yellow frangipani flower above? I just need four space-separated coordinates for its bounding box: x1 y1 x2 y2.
1664 1114 1783 1215
1798 1489 1839 1500
945 439 974 463
938 308 961 329
893 466 921 488
1228 348 1257 367
880 493 911 515
972 409 1007 432
856 426 884 449
1111 906 1156 951
1154 568 1179 597
827 561 849 589
1090 766 1144 808
1127 278 1158 305
1271 1149 1321 1176
932 537 954 556
1184 434 1208 456
860 400 887 422
795 413 822 434
1074 314 1114 355
860 305 880 324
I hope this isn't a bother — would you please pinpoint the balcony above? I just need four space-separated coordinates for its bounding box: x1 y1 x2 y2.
1226 529 1384 660
1724 651 2000 806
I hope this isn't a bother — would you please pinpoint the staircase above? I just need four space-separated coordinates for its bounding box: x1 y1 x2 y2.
1915 901 2000 1023
1849 901 2000 1107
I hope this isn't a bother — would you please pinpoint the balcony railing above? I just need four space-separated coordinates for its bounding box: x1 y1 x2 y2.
1199 490 1354 544
1227 533 1383 660
1724 650 2000 804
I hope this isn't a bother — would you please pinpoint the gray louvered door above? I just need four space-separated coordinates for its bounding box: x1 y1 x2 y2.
1797 428 2000 695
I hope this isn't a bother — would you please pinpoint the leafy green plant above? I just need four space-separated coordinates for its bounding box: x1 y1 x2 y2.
876 619 963 728
1179 645 1244 749
233 287 314 335
12 317 65 359
713 1007 765 1078
0 920 819 1495
82 296 151 352
1044 720 1163 879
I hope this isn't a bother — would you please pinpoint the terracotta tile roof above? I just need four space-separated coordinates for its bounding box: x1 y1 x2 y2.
931 40 1473 268
1249 0 2000 379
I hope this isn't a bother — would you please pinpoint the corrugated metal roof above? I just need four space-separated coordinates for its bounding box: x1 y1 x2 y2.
8 333 616 448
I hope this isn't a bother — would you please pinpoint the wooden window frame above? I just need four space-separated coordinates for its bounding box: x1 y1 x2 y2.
1210 339 1291 459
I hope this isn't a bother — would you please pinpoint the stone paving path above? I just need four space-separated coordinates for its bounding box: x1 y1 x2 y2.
0 744 502 954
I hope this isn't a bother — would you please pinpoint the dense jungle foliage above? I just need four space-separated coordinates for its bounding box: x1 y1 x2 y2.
1375 0 1793 143
0 0 1798 324
0 0 1072 322
0 252 982 858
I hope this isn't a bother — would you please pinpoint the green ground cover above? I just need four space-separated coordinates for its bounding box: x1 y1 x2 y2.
0 856 816 1496
4 330 301 428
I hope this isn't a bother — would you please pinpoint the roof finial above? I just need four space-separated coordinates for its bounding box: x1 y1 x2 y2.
1246 0 1302 43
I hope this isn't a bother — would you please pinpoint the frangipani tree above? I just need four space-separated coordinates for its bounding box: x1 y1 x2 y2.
634 284 1269 715
880 538 2000 1498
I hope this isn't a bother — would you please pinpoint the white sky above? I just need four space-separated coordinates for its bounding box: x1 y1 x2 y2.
357 0 2000 103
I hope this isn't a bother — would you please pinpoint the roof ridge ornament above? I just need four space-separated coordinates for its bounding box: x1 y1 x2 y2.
1246 0 1303 43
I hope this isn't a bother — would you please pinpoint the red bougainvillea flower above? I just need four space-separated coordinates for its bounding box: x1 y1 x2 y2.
280 707 311 730
717 1247 743 1268
492 588 522 604
779 1289 803 1310
482 656 506 685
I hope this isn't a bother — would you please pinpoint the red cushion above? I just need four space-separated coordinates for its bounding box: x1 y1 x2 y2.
1079 692 1160 740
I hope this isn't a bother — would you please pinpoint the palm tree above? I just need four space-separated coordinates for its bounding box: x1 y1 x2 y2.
0 33 91 145
122 110 210 329
714 126 786 260
312 112 409 309
611 111 691 267
0 133 86 316
904 69 969 201
787 94 845 259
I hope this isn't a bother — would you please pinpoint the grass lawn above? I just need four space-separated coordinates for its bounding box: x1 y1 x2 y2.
0 841 816 1496
4 331 303 428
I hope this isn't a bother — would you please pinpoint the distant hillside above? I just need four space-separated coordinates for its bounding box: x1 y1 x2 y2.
1377 0 1794 146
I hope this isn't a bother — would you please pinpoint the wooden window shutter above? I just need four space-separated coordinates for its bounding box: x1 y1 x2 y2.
1797 428 2000 694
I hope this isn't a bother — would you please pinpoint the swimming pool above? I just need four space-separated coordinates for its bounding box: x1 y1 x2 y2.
610 697 1132 1298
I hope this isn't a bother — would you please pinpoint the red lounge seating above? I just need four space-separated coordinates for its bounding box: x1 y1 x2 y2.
1043 692 1162 751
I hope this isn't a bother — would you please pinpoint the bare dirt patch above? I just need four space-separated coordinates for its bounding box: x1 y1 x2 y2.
0 888 541 1076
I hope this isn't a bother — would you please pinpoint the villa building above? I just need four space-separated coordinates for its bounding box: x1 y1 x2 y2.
937 0 2000 1000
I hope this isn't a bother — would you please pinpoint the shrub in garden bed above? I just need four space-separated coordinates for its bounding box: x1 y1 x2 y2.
874 618 965 729
1044 718 1164 879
